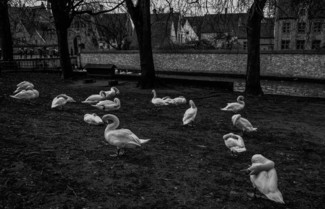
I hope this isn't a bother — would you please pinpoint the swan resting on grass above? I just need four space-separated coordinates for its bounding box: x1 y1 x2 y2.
102 114 150 156
151 90 168 106
51 94 76 109
92 98 121 111
84 113 104 125
10 89 39 100
223 133 246 155
82 91 106 104
173 96 187 105
221 95 245 113
103 87 120 99
232 114 257 133
14 81 34 93
242 154 285 204
183 100 197 126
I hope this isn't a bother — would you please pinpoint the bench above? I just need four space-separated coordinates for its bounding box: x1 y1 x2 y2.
84 63 117 78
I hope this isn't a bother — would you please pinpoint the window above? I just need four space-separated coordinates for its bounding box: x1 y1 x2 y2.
296 40 305 49
281 40 290 49
243 41 247 50
282 22 290 33
313 22 322 33
312 40 321 49
297 22 306 33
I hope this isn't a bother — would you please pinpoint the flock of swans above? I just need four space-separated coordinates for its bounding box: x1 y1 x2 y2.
9 80 284 204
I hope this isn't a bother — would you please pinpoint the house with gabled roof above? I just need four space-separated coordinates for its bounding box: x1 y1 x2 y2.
274 0 325 50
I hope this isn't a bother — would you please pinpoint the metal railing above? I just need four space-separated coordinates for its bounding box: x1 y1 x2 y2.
0 56 79 72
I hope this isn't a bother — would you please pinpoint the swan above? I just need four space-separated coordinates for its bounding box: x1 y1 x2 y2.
51 94 76 109
103 87 120 99
223 133 246 155
221 95 245 113
162 96 176 105
232 114 257 132
151 89 168 106
14 81 34 93
84 113 104 125
183 100 198 126
92 98 121 111
242 154 285 204
82 91 106 104
10 89 39 100
173 96 187 105
102 114 150 156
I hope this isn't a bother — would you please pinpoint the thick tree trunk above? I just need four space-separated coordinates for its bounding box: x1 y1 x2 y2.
245 0 266 96
0 1 13 61
56 28 73 79
126 0 155 89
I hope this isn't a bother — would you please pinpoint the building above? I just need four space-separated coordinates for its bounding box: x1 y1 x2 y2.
274 0 325 50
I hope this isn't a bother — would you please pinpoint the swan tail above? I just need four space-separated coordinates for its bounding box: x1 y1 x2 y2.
220 107 229 111
265 191 285 204
250 127 258 131
138 138 150 144
10 95 20 99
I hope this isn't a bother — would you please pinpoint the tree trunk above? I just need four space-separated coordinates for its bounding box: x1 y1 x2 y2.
245 0 266 96
0 0 13 61
126 0 155 89
56 28 73 79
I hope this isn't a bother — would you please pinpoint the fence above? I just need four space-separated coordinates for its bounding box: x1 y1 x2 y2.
0 57 79 72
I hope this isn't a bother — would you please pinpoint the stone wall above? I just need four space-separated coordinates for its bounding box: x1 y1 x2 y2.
80 50 325 79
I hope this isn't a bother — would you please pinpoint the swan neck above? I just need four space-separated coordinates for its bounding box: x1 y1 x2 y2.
152 90 157 98
103 115 120 132
190 101 196 108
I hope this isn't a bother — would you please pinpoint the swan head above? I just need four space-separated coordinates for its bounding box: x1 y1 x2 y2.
99 91 107 98
231 114 241 125
114 98 120 104
237 95 245 102
189 100 196 108
112 87 120 94
248 154 275 175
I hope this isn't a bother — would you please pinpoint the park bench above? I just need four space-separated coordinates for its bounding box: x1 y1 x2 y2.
84 63 117 78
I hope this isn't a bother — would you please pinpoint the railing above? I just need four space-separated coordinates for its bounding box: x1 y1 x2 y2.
0 56 79 72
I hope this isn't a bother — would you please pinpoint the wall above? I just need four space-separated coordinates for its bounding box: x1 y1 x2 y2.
80 50 325 79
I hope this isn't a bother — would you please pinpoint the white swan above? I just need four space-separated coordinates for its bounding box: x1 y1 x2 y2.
221 95 245 113
102 114 150 156
151 89 168 106
173 96 187 105
183 100 198 126
242 154 285 204
51 94 76 109
223 133 246 154
10 89 39 100
232 114 257 132
162 96 176 105
84 113 104 125
14 81 34 93
82 91 106 104
103 87 120 99
92 98 121 111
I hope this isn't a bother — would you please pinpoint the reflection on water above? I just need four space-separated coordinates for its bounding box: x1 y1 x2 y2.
234 80 325 98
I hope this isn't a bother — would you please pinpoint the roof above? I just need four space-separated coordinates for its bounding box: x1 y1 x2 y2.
94 13 130 39
277 0 325 19
183 16 204 35
151 12 181 35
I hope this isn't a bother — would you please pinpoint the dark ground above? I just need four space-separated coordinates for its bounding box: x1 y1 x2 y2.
0 72 324 209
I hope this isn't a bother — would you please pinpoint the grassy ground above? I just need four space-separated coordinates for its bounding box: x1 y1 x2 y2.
0 72 324 209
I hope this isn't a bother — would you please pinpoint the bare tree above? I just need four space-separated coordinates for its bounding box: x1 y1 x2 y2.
47 0 124 79
125 0 155 88
0 0 14 62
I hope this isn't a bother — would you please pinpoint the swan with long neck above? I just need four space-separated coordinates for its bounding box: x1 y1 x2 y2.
151 90 168 106
10 89 39 100
51 94 76 109
223 133 246 155
82 91 106 104
103 87 120 99
14 81 34 93
84 113 104 125
242 154 284 204
221 95 245 113
91 98 121 111
183 100 197 126
102 114 150 156
232 114 257 132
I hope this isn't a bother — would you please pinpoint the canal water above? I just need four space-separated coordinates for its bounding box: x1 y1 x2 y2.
233 80 325 98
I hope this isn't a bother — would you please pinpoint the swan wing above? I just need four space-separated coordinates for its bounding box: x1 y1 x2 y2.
82 94 103 103
237 118 257 132
183 107 197 124
51 97 66 108
106 129 141 148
